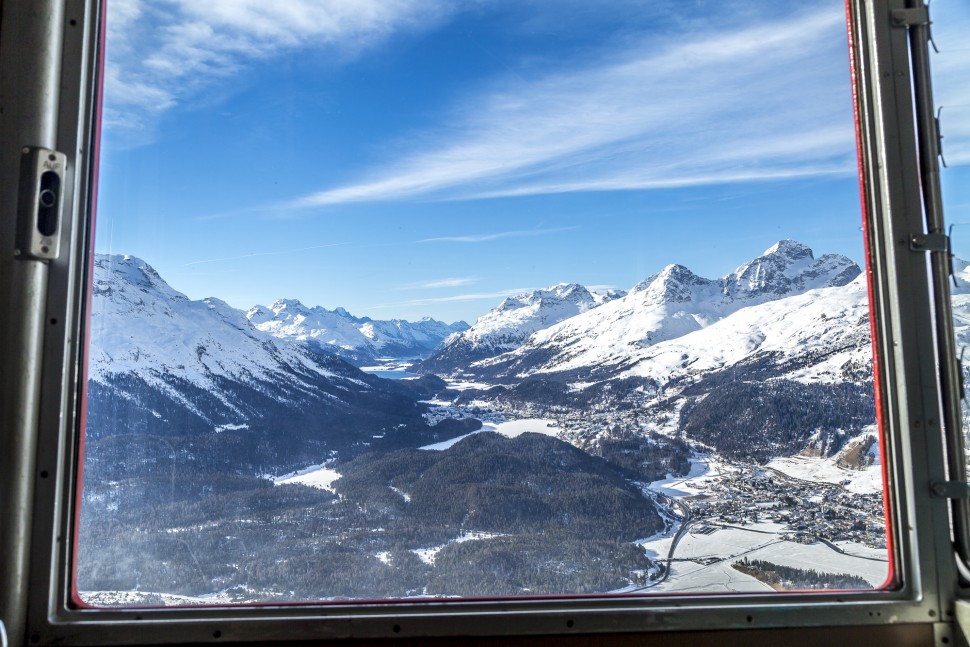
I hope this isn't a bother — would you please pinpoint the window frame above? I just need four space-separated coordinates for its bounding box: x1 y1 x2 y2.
1 0 963 643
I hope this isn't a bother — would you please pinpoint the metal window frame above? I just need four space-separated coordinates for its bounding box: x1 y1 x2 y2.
0 0 962 644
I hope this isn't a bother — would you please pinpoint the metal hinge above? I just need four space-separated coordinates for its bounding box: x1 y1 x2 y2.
931 481 970 499
892 6 929 27
910 232 950 253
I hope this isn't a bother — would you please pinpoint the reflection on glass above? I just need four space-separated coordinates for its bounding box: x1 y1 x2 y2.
77 0 890 605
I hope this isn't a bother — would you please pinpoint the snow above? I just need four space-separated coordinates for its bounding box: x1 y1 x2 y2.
272 464 341 491
89 255 345 402
79 590 229 607
420 418 559 450
427 283 611 369
446 380 495 391
470 241 862 381
615 275 871 385
638 521 889 593
411 531 506 565
214 423 249 433
636 446 890 594
389 485 411 502
767 454 883 495
247 298 465 360
649 455 739 497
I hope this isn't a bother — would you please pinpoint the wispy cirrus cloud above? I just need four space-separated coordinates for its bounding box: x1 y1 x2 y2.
396 277 479 290
289 6 857 206
104 0 454 135
932 1 970 166
418 226 579 244
364 288 535 310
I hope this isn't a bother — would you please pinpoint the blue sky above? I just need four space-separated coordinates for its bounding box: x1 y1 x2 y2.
95 0 970 323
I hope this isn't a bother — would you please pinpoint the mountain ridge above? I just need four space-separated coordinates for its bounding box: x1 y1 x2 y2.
418 282 625 374
247 297 468 365
466 240 862 381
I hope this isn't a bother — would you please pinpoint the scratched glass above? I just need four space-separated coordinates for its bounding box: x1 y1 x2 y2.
76 0 890 605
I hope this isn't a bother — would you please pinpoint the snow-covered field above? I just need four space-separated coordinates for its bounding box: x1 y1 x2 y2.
638 451 890 593
421 418 559 450
635 519 889 594
79 590 233 607
649 455 737 497
411 531 507 565
766 442 883 495
271 464 341 491
447 380 496 391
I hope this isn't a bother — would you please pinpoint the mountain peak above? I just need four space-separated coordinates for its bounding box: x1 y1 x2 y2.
93 253 188 303
269 298 309 315
631 264 712 302
763 239 814 260
724 241 859 300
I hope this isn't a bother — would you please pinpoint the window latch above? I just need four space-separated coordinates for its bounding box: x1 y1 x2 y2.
892 6 930 28
15 146 66 261
931 481 970 499
910 232 950 253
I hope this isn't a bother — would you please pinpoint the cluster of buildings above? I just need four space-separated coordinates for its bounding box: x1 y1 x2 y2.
687 469 886 549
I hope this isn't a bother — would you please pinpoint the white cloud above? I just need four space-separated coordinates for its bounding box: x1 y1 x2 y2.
364 288 537 310
418 227 579 243
931 0 970 166
290 6 858 205
397 277 479 290
103 0 453 135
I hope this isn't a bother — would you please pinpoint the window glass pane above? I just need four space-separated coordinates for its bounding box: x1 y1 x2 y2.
932 2 970 474
77 0 891 605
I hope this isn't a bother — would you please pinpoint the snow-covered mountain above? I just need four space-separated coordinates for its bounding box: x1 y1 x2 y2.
419 283 625 374
618 272 873 386
472 272 875 463
86 254 438 471
247 299 467 364
89 256 341 396
470 240 861 380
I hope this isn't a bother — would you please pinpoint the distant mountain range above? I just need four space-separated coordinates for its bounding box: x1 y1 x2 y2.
465 240 862 381
247 299 467 365
85 254 465 477
417 282 625 374
87 241 878 466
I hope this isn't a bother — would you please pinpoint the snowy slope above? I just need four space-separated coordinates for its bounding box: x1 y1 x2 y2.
86 255 431 461
89 256 342 399
472 241 861 379
617 273 872 385
419 283 624 374
247 299 467 364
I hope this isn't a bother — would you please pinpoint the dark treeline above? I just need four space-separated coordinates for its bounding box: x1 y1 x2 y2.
590 431 692 482
680 379 875 462
732 558 872 590
78 432 666 601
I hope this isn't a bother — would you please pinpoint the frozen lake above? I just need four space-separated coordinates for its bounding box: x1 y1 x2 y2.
360 358 420 380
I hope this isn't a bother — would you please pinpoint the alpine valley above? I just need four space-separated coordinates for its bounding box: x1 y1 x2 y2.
79 241 910 605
